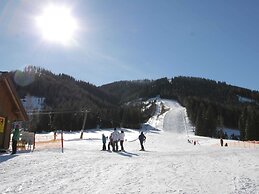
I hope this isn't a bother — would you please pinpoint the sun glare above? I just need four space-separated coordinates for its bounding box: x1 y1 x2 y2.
36 4 78 46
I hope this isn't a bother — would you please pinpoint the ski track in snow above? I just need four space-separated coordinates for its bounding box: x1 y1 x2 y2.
1 99 259 194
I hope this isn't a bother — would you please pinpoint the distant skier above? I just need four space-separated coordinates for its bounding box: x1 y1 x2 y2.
220 138 223 147
138 132 146 151
11 125 20 154
102 134 107 151
119 130 125 151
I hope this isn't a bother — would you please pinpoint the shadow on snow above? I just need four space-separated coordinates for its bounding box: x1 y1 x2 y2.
115 151 139 158
0 154 18 164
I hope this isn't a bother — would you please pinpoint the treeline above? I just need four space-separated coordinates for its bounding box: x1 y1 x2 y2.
170 77 259 140
12 66 154 132
101 77 259 140
13 66 259 140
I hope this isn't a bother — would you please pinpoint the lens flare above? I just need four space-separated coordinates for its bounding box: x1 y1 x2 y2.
14 70 35 87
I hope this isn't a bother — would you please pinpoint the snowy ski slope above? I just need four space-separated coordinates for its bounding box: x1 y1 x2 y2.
0 99 258 194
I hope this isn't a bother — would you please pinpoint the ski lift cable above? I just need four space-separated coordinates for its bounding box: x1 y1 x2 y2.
27 109 90 115
27 109 148 130
27 110 137 126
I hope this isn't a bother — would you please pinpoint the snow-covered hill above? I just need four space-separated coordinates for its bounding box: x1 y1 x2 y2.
1 99 259 194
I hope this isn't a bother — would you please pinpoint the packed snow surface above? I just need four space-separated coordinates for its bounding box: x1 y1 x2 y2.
1 99 259 194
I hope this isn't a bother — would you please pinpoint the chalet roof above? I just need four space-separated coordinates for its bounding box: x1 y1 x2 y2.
0 72 29 121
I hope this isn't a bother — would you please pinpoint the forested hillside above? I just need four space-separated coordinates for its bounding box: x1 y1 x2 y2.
101 77 259 140
12 66 153 131
12 66 259 140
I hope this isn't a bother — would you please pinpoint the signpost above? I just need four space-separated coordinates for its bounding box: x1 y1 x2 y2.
0 117 5 133
80 110 88 139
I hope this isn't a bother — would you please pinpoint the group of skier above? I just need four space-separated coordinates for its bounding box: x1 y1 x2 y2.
102 128 146 152
102 128 125 152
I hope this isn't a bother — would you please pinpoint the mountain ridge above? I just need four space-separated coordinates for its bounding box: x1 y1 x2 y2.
10 66 259 140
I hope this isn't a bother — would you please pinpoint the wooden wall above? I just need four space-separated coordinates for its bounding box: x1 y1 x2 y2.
0 80 21 150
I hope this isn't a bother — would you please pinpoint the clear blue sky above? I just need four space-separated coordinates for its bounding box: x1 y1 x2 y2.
1 0 259 91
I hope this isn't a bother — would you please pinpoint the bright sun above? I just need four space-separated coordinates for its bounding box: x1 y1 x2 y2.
36 4 78 46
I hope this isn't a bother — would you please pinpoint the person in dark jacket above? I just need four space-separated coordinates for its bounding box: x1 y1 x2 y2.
11 125 20 154
102 134 107 151
220 138 223 147
138 132 146 151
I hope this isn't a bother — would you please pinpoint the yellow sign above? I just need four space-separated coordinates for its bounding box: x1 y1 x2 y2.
0 117 5 133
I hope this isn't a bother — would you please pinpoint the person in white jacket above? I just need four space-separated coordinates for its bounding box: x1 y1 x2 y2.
111 128 120 152
119 130 125 151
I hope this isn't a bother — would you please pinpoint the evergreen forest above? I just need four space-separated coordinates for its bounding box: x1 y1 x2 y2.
12 66 259 140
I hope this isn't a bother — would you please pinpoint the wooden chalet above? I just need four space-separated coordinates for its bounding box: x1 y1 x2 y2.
0 72 28 151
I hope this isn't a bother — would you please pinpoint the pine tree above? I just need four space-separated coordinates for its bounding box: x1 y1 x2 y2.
195 103 206 136
245 107 257 140
204 105 217 137
238 107 247 140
